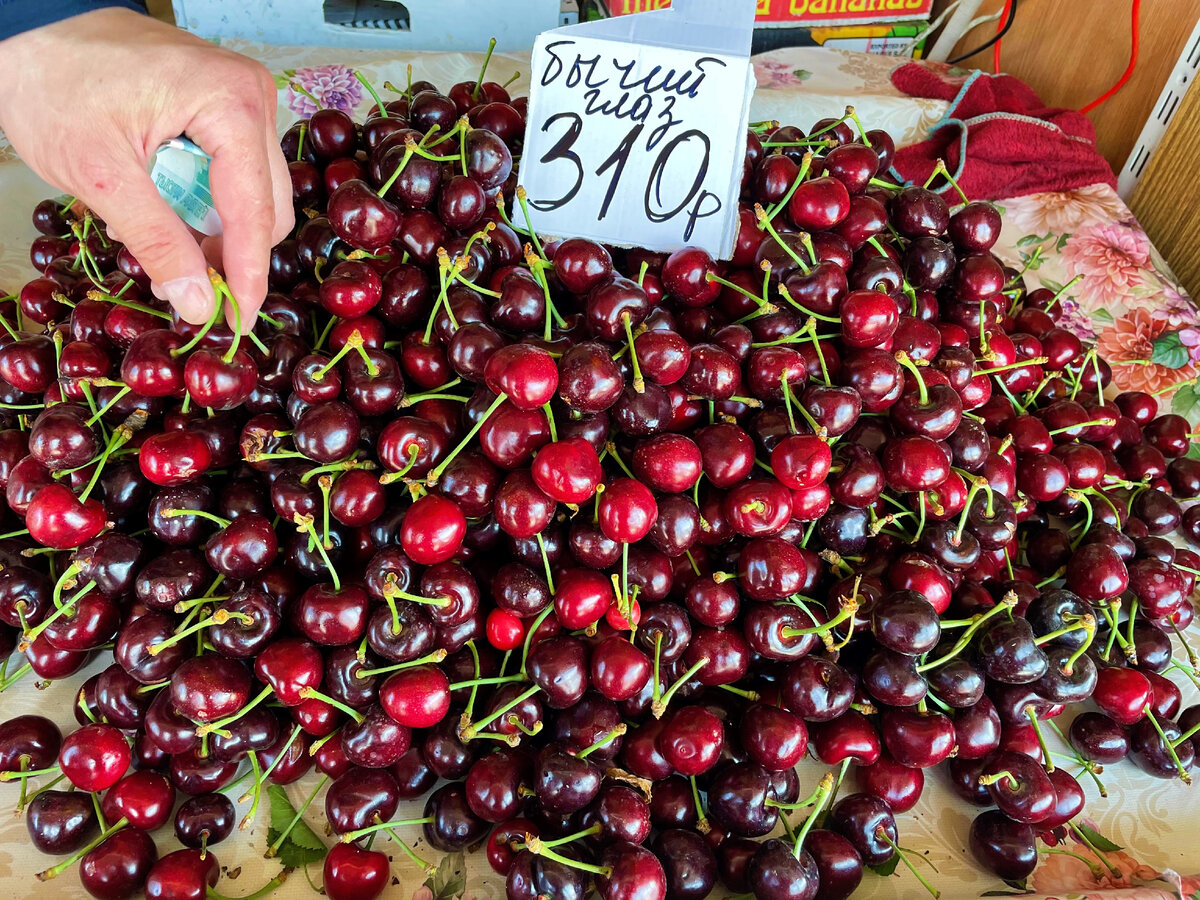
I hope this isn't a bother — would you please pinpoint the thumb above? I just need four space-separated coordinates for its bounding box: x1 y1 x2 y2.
83 162 215 325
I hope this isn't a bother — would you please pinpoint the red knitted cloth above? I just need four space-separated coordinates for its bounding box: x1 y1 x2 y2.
889 62 1117 200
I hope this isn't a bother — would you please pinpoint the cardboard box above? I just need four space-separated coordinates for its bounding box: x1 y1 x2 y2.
172 0 561 50
605 0 932 27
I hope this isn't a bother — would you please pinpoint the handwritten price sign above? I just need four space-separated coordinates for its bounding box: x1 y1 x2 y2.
517 0 757 260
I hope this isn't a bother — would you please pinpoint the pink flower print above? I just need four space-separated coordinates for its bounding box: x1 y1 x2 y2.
288 64 363 117
1031 825 1161 894
1180 327 1200 365
1149 280 1199 328
1003 184 1127 236
1055 295 1097 342
752 59 808 89
411 887 434 900
1062 221 1152 311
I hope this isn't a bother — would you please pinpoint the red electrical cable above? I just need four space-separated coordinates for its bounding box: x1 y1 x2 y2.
993 0 1013 72
1080 0 1141 114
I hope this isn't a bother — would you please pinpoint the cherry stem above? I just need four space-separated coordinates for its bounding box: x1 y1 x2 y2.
927 158 968 206
917 595 1016 672
297 687 364 724
777 285 837 322
953 477 991 545
894 350 929 406
540 824 602 849
1043 847 1107 881
198 684 273 737
522 835 611 878
50 562 82 611
1033 615 1095 647
264 773 328 858
462 684 540 739
426 393 506 485
1143 705 1192 783
1048 417 1115 436
1170 717 1200 748
354 71 388 117
400 378 464 406
706 271 767 310
148 608 249 657
292 514 340 590
1066 824 1123 877
0 761 59 783
1061 618 1097 676
302 456 375 485
377 143 416 199
577 723 627 759
380 822 437 874
522 604 555 672
754 206 809 273
1043 274 1084 311
1024 705 1056 772
80 413 143 502
207 870 291 900
164 508 231 528
314 330 375 380
89 290 172 322
977 770 1019 790
622 315 645 393
207 272 246 362
515 188 545 259
875 827 940 898
357 649 448 679
536 532 556 594
447 674 526 691
981 356 1051 376
0 662 32 693
340 815 435 843
790 773 835 858
652 656 709 718
781 596 857 641
768 774 835 812
473 37 498 97
765 152 814 223
23 580 97 646
37 817 128 880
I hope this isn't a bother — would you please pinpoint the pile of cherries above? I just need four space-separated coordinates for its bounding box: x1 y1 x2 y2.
0 57 1196 900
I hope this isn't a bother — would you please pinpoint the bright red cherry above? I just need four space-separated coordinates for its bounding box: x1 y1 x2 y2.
401 494 467 565
380 665 451 728
59 723 131 792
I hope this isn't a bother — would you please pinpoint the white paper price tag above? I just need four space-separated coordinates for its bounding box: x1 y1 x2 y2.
517 0 757 260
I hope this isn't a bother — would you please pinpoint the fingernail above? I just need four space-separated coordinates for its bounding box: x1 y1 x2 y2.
160 276 215 325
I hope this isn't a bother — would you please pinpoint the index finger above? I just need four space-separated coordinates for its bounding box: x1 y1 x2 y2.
185 66 283 330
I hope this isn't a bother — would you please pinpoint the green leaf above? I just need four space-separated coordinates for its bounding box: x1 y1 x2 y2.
1091 308 1114 325
869 856 901 877
426 852 467 900
273 73 291 89
1152 331 1190 369
1173 381 1200 422
266 785 327 869
1056 232 1070 251
1003 878 1029 892
1075 823 1123 853
792 69 813 80
1040 278 1065 295
1016 233 1045 247
1187 441 1200 461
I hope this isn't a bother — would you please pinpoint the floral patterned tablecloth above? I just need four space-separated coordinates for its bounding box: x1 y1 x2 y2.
0 43 1197 900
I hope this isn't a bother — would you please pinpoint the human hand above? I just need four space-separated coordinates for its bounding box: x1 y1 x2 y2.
0 7 293 329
